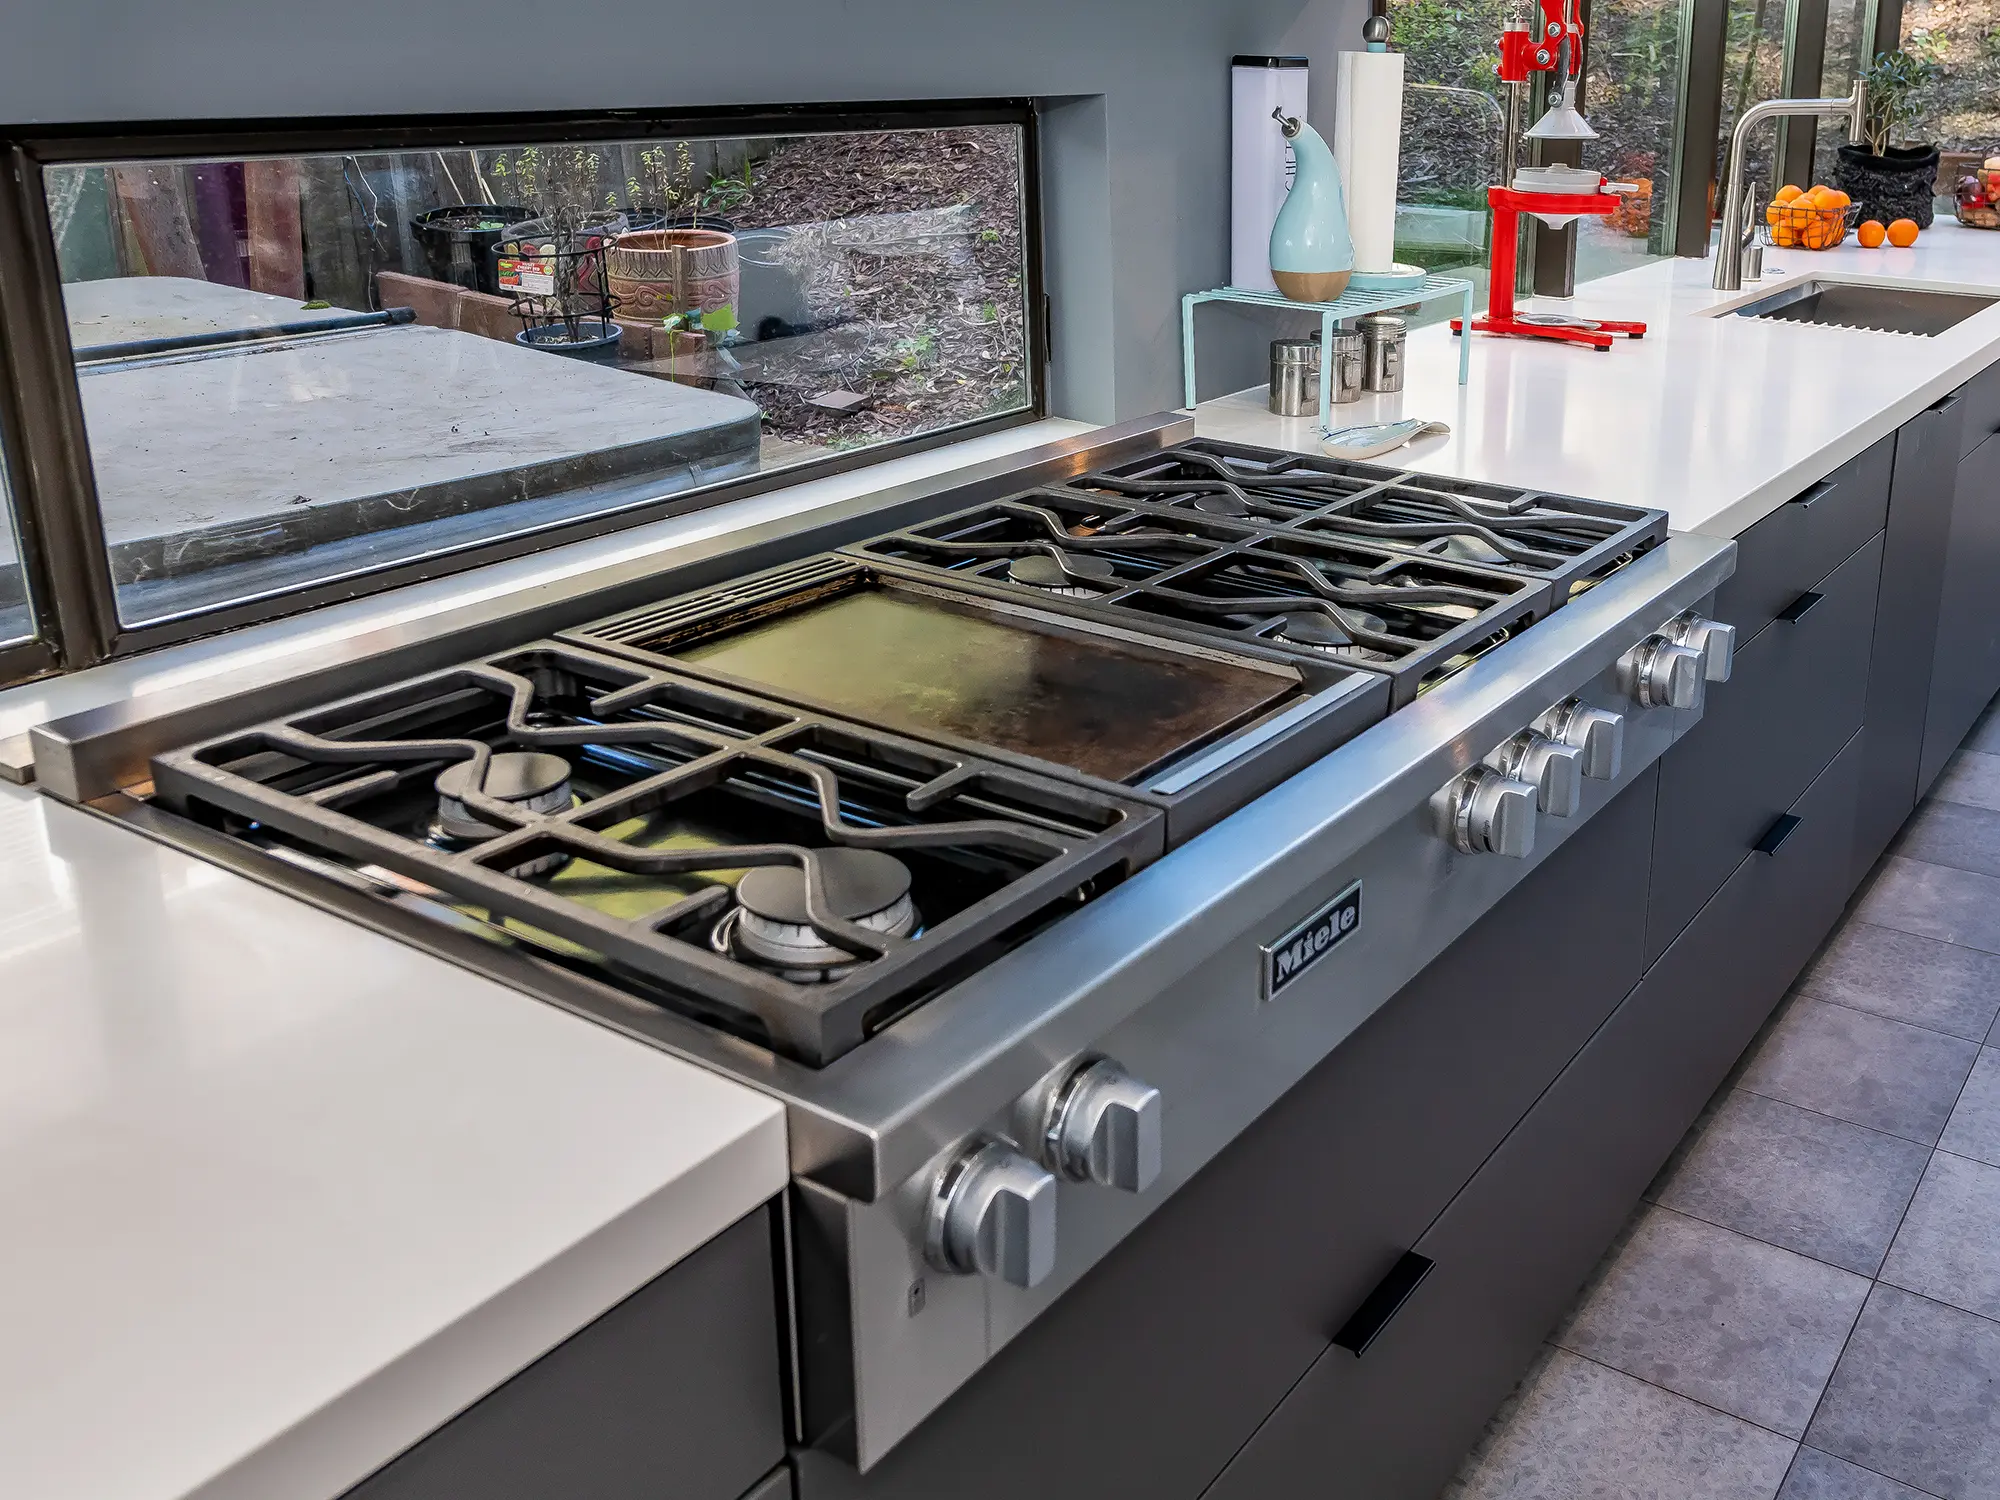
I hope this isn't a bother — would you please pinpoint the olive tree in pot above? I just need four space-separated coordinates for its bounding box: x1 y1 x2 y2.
489 145 624 363
1837 51 1945 228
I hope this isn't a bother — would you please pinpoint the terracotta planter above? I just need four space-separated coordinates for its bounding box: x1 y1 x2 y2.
606 227 741 329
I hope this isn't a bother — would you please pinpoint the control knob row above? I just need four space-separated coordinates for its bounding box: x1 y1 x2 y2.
924 1057 1163 1288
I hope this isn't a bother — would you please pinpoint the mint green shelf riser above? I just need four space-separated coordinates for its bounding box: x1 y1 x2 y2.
1180 274 1477 427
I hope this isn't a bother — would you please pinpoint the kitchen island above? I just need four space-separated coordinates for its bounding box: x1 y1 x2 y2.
9 223 2000 1500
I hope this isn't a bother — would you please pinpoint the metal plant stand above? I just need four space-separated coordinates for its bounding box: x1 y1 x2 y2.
1181 274 1478 422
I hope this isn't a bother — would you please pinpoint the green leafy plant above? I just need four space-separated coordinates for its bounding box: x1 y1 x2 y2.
1860 49 1945 155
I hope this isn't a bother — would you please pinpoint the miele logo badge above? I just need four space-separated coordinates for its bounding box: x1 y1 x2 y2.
1261 881 1362 1000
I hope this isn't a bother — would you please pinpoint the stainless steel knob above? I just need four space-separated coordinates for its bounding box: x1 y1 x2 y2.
1487 731 1585 818
1622 635 1706 710
1665 612 1737 682
926 1141 1058 1288
1438 765 1539 858
1534 698 1625 781
1043 1057 1163 1193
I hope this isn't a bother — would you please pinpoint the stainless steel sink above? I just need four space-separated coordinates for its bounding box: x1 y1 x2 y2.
1733 280 1998 335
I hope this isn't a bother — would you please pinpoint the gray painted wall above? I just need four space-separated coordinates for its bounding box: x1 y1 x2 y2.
2 0 1370 419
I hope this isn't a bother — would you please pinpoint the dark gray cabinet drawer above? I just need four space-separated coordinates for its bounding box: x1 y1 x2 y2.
342 1207 784 1500
1715 435 1892 644
1198 735 1863 1500
1955 358 2000 458
800 770 1658 1500
1647 531 1881 963
1921 429 2000 789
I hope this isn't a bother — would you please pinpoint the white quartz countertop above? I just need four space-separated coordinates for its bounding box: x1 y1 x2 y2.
0 781 788 1500
0 419 1092 1500
1196 219 2000 538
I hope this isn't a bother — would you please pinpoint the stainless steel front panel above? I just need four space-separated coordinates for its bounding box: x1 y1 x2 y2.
787 535 1733 1467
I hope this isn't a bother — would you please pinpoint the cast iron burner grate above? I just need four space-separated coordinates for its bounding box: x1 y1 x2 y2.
147 642 1163 1066
850 492 1559 706
1068 439 1667 600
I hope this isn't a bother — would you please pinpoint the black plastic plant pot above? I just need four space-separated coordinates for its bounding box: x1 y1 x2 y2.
622 212 738 235
1835 144 1942 229
411 204 529 294
514 317 623 365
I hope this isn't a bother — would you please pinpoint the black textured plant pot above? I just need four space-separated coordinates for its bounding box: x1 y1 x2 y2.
1835 143 1942 228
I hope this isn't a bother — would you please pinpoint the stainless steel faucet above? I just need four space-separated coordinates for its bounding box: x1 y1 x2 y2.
1712 82 1867 290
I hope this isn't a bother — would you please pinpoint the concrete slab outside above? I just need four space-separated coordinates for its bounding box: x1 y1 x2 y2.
73 319 761 619
63 276 365 353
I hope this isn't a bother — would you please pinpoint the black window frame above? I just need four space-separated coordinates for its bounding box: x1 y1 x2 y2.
0 99 1046 687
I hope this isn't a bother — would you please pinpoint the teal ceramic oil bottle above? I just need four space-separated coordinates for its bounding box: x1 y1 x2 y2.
1268 108 1355 302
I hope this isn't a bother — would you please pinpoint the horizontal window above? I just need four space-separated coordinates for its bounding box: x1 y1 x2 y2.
43 118 1035 630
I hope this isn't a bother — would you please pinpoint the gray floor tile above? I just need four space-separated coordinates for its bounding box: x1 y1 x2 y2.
1557 1206 1869 1438
1807 1284 2000 1500
1943 1049 2000 1167
1652 1090 1930 1275
1881 1153 2000 1322
1446 1347 1797 1500
1796 921 2000 1042
1936 751 2000 813
1738 997 1981 1145
1895 798 2000 883
1966 706 2000 756
1780 1448 1945 1499
1855 857 2000 956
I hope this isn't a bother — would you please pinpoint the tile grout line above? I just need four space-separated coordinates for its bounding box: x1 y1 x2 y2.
1787 938 1999 1468
1793 968 2000 1046
1731 1078 1952 1151
1550 1343 1810 1449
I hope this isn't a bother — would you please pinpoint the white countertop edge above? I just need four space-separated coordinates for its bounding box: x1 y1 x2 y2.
187 1103 787 1500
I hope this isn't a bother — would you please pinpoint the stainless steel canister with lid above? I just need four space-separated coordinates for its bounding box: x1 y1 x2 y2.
1325 329 1364 404
1356 313 1408 393
1268 338 1320 417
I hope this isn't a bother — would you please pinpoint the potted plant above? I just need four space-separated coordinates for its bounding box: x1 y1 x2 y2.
489 146 623 363
1836 50 1945 228
410 203 529 294
606 143 743 333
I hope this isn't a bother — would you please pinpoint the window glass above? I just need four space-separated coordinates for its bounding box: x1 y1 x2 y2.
1579 0 1687 274
1813 0 1875 184
44 124 1033 629
1714 0 1792 214
1391 0 1686 301
0 445 31 648
1900 0 2000 155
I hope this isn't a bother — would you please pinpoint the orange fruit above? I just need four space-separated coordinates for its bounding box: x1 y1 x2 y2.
1775 184 1805 204
1857 219 1887 248
1821 187 1852 208
1887 217 1920 247
1772 216 1800 248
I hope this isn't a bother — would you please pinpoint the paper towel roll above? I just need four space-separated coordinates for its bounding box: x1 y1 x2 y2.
1333 50 1406 275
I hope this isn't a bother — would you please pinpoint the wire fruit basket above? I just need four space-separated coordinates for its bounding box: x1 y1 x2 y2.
1762 200 1862 251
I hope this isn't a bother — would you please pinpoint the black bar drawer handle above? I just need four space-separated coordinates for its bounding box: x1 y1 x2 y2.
1333 1251 1435 1357
1777 590 1824 624
1755 813 1803 856
1791 479 1838 510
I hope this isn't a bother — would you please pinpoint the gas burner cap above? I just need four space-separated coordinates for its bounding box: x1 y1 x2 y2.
435 751 572 841
1275 608 1387 652
1007 552 1116 595
733 849 918 974
1190 491 1251 518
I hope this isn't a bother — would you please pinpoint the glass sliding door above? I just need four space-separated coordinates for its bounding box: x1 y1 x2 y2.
1811 0 1875 183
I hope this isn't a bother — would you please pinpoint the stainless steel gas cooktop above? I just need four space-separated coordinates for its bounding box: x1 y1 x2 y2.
32 417 1732 1472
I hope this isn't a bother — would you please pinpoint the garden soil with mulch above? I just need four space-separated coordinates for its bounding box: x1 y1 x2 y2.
727 126 1030 449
